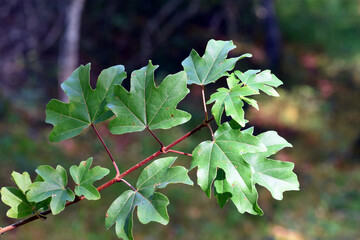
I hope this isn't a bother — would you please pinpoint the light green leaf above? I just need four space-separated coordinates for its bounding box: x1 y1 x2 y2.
207 73 259 126
11 171 32 193
105 157 193 240
107 61 191 135
243 131 299 200
27 165 75 215
235 69 283 97
182 39 251 85
0 171 50 218
46 64 126 141
191 123 266 215
69 158 110 200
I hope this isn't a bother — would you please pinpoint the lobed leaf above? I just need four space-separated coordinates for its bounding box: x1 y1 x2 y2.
0 172 50 218
235 69 283 97
207 73 259 127
191 123 266 215
243 131 300 200
46 64 126 141
105 157 193 240
107 61 191 135
27 165 75 215
70 158 110 200
182 39 251 85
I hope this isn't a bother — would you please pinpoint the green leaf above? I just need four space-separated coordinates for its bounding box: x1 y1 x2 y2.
182 39 251 85
69 158 110 200
0 172 50 218
191 123 266 215
235 70 283 97
27 165 75 215
207 73 259 126
107 61 191 135
243 131 300 200
1 187 35 218
46 64 126 141
105 157 193 240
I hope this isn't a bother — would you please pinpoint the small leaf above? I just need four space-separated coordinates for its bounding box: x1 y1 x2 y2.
182 39 251 85
207 75 259 126
107 61 191 135
235 70 283 97
243 131 299 200
105 157 193 240
191 123 266 215
46 64 126 142
69 157 110 200
11 171 32 193
0 171 50 218
1 187 34 218
27 165 75 215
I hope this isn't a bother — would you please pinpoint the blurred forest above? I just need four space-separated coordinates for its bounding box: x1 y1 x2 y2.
0 0 359 239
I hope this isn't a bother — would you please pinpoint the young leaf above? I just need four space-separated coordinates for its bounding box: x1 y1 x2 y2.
27 165 75 215
105 157 193 240
235 70 283 97
243 131 300 200
69 157 110 200
0 172 50 218
107 61 191 135
191 123 266 215
182 39 251 85
46 64 126 142
207 74 259 126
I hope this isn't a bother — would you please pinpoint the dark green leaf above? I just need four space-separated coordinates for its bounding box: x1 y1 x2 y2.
27 165 75 215
105 157 193 240
107 61 191 135
46 64 126 141
182 39 251 85
70 158 110 200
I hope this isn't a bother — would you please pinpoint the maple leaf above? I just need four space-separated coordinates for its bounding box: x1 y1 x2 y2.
27 166 75 215
46 64 126 141
106 61 191 135
182 39 251 85
70 158 109 200
191 123 266 215
105 157 193 240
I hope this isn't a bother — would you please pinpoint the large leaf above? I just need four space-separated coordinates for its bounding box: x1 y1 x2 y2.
191 123 266 215
207 74 259 127
107 61 191 135
27 165 75 215
0 172 50 218
46 64 126 141
70 158 110 200
182 39 251 85
105 157 193 240
243 131 300 200
235 69 283 97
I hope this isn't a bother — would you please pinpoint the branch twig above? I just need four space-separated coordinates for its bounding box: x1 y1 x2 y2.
91 124 120 177
0 117 214 234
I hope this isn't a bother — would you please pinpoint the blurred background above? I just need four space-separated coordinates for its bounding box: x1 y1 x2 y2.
1 0 360 239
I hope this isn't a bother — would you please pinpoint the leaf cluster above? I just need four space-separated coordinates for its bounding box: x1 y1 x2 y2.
0 39 299 239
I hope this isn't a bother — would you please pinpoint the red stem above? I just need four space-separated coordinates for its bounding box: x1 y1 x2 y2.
167 149 192 156
91 124 121 177
0 117 214 234
146 127 164 148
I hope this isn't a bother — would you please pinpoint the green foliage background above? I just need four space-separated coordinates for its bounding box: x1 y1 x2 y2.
1 0 360 239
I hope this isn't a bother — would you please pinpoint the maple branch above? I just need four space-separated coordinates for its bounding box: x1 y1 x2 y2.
201 85 214 139
146 126 164 148
91 124 121 177
167 149 192 156
0 117 214 235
